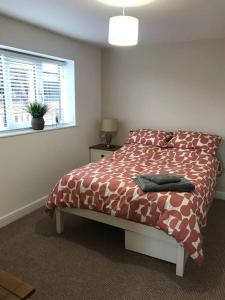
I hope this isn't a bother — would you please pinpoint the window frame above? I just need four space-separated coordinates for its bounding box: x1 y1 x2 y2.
0 45 76 136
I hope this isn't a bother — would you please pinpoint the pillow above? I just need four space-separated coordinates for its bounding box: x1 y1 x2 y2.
167 130 221 154
125 129 173 147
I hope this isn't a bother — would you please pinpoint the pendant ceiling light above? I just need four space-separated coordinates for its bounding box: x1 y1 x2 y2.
108 6 139 46
98 0 155 7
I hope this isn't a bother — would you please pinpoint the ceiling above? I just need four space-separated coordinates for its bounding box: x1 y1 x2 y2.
0 0 225 47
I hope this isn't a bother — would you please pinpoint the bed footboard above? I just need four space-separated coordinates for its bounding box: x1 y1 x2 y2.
55 208 188 277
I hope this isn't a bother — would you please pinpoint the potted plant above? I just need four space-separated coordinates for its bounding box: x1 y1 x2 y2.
26 101 49 130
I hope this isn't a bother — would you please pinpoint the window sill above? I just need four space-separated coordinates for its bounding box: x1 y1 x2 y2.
0 124 77 138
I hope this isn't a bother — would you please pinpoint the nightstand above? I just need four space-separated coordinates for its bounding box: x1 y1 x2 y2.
89 144 121 162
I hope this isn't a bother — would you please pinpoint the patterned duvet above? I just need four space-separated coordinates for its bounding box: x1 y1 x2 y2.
47 144 221 264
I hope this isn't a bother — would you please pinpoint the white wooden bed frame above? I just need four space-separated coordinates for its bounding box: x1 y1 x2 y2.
55 207 189 277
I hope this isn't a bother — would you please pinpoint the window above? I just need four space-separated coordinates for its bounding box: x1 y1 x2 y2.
0 46 75 133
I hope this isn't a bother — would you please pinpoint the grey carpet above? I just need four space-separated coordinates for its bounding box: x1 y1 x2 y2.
0 200 225 300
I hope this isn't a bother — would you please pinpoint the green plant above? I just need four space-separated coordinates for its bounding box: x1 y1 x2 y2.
26 101 48 118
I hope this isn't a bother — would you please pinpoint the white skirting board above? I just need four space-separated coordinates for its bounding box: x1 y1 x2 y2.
215 191 225 201
0 195 47 228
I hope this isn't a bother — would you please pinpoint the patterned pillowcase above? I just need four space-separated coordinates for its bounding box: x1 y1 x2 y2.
167 130 221 154
125 129 173 147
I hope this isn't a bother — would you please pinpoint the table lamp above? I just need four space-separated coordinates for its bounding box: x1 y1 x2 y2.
101 118 118 148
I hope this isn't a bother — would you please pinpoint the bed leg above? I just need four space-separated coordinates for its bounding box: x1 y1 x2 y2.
55 208 64 234
176 244 186 277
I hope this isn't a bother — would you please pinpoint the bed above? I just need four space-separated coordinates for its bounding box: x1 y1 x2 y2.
46 129 221 276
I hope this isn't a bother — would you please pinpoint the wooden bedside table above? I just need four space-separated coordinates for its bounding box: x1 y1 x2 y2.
89 144 121 162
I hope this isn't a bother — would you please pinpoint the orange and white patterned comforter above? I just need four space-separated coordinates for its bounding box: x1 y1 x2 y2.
47 144 221 264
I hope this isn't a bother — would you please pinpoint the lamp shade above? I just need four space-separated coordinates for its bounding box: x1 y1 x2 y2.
108 16 139 46
98 0 155 7
101 118 118 132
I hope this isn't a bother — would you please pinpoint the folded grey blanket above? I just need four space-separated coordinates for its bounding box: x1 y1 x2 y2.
134 175 195 193
139 173 183 184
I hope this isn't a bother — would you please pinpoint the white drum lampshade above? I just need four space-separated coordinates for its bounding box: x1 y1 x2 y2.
108 16 139 46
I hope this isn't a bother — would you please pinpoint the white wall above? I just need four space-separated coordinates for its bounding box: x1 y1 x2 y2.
0 15 101 219
102 40 225 192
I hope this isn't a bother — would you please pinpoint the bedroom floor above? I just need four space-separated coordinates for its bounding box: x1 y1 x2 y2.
0 200 224 300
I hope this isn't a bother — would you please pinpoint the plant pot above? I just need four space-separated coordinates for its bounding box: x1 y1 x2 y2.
31 117 45 130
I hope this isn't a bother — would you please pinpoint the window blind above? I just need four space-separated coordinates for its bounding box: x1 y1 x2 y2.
0 55 7 128
0 49 66 131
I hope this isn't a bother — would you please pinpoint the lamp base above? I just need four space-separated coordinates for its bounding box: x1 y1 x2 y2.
105 144 116 149
105 133 112 149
